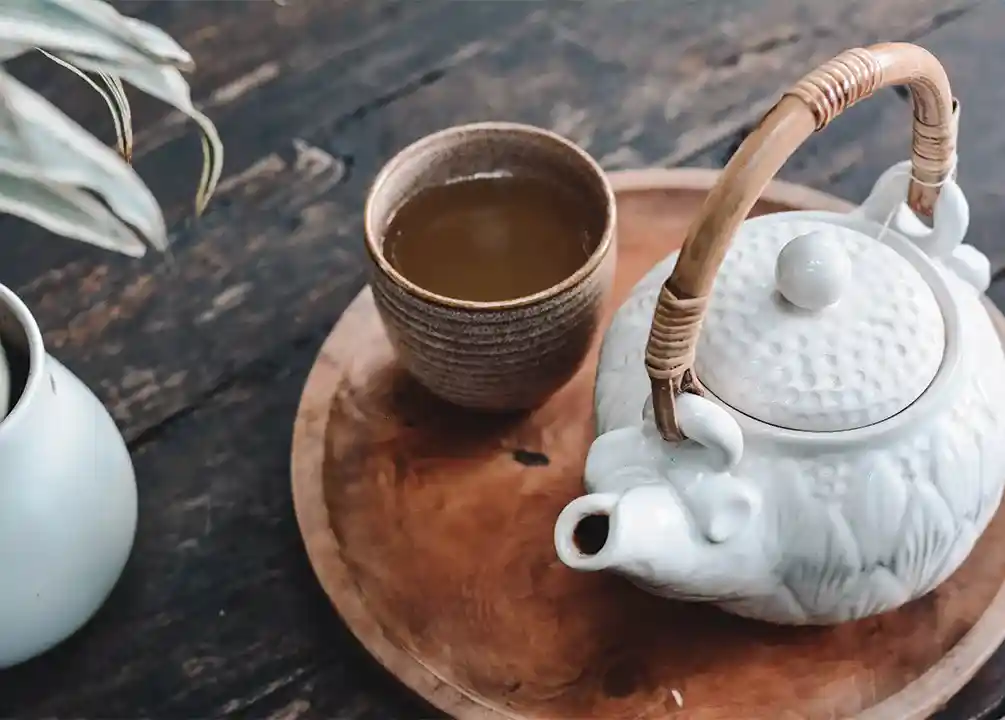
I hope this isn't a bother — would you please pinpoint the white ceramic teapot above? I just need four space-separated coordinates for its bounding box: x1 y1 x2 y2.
554 43 1005 625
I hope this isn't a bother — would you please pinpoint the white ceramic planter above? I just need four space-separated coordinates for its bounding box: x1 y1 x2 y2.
0 282 137 668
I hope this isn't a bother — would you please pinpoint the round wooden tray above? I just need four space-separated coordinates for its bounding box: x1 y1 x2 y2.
291 168 1005 719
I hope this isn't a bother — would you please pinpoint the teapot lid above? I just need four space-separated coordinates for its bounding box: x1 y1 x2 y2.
694 216 945 432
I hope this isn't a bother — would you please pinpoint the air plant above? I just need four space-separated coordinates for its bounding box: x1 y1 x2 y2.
0 0 224 257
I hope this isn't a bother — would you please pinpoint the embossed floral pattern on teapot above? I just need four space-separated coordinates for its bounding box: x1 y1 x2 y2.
553 42 1005 625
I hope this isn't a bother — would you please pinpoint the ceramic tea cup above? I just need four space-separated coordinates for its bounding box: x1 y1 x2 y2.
364 121 617 411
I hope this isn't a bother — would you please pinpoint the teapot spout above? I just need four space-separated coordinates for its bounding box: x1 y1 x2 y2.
555 482 778 603
554 485 702 587
553 492 622 572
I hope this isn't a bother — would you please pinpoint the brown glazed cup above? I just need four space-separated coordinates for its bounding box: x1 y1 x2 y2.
364 121 617 411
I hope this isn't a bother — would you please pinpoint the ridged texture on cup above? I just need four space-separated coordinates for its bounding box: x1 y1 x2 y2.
365 122 616 411
372 248 615 410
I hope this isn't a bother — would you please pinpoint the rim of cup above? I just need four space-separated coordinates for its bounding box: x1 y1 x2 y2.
364 121 616 311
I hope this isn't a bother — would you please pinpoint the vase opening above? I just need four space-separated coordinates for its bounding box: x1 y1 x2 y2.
0 285 44 433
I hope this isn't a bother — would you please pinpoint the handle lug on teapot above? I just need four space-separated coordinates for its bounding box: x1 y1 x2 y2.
644 392 743 471
855 158 969 260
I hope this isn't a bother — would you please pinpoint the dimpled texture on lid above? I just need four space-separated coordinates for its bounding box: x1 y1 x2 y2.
694 217 945 432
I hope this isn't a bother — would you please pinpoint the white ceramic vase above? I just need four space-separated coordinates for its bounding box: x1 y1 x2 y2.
0 282 137 668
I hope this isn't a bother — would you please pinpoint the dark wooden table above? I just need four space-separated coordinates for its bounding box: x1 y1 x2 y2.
2 1 1005 717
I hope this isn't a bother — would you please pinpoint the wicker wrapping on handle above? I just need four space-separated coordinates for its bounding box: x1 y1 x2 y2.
644 42 959 441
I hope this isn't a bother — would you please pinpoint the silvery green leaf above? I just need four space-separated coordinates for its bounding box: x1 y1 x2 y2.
65 53 223 215
38 50 132 161
49 0 192 65
0 90 22 149
0 40 27 61
0 68 166 249
0 170 146 256
0 3 151 66
118 15 193 69
101 72 133 161
0 0 191 68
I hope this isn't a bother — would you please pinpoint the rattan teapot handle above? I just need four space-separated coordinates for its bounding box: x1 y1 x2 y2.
644 42 959 441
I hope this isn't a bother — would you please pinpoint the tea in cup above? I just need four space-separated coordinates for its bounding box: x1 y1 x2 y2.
364 121 617 411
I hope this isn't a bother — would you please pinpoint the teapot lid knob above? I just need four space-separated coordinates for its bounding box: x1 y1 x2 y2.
775 231 852 311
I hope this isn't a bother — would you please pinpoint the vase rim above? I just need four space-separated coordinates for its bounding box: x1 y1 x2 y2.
0 282 45 440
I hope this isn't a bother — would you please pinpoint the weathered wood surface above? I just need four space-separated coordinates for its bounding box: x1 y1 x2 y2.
1 0 1005 717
